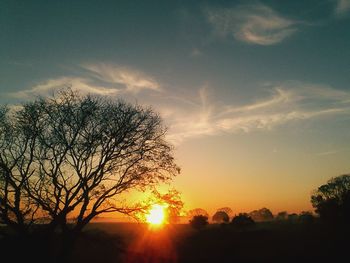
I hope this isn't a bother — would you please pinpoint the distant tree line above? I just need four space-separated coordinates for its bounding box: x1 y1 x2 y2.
188 207 317 230
189 174 350 230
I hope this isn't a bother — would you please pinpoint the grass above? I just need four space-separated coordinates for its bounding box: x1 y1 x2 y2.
1 221 349 263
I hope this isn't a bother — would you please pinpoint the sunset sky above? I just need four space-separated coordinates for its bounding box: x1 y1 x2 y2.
1 0 350 215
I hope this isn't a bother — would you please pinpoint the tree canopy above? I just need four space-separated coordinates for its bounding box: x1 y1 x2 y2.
249 208 274 222
212 211 230 223
0 89 180 235
311 174 350 223
189 215 208 230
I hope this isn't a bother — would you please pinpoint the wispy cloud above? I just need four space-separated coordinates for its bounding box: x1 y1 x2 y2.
82 63 160 93
316 150 338 156
7 63 161 99
8 77 120 99
190 48 203 57
164 83 350 144
334 0 350 16
206 4 299 45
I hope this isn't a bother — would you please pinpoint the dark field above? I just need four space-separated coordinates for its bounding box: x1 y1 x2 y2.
2 221 347 263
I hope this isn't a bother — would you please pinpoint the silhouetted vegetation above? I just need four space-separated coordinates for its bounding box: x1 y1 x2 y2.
249 207 274 222
0 89 179 261
216 207 233 216
189 215 209 230
1 91 349 262
187 208 209 218
275 211 288 221
311 174 350 224
212 211 230 223
298 211 315 225
231 213 255 228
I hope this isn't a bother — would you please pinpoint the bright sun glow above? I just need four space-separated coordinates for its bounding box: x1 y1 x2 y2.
146 204 166 225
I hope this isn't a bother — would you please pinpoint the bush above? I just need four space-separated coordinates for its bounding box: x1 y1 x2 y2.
212 211 230 224
231 213 255 228
189 215 209 230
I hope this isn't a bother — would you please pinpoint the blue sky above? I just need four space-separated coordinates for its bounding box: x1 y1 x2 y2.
1 0 350 213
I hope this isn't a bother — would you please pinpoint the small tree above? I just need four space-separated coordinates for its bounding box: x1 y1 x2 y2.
275 211 288 221
216 207 233 216
189 215 208 230
187 208 209 218
249 208 274 222
311 174 350 223
231 213 255 228
212 211 229 223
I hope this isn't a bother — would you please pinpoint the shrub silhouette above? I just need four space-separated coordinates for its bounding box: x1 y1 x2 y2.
249 208 274 222
231 213 255 228
189 215 209 230
288 213 298 222
212 211 230 223
275 211 288 221
298 211 314 225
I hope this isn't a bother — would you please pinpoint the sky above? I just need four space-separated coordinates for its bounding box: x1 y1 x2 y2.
1 0 350 216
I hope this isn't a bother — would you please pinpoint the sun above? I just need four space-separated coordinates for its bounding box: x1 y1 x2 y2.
146 204 166 225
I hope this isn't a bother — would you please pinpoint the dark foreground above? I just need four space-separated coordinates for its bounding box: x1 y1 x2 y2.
1 221 348 263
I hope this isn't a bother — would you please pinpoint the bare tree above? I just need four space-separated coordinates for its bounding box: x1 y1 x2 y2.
0 105 40 235
0 89 180 238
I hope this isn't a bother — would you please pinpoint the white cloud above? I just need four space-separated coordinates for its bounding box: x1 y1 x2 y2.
335 0 350 16
8 77 120 99
164 83 350 145
206 4 298 45
82 63 160 93
7 63 161 99
316 150 338 156
190 48 203 57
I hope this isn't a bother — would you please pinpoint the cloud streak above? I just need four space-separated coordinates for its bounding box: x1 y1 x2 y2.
164 83 350 144
5 65 350 146
335 0 350 16
82 63 160 93
206 4 299 45
8 77 121 99
7 64 161 100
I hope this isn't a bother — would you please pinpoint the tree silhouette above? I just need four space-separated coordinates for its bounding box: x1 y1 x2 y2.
287 213 298 222
298 211 314 225
231 213 255 228
0 89 179 259
249 208 274 222
311 174 350 223
216 207 233 216
187 208 209 218
189 215 208 230
275 211 288 221
212 211 229 223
